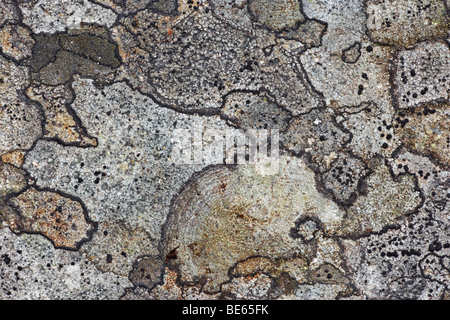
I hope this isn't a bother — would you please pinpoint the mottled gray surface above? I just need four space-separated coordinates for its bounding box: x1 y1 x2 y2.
0 0 449 300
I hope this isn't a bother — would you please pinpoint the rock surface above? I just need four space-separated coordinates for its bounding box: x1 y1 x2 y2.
0 0 449 300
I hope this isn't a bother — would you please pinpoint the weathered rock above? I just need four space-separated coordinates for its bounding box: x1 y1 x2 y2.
162 157 345 292
394 102 449 167
5 188 96 250
248 0 305 32
129 256 164 289
0 57 43 156
114 6 324 114
392 41 450 109
0 0 448 301
341 42 361 64
80 221 156 276
0 162 27 198
26 84 97 147
0 24 34 61
366 0 449 47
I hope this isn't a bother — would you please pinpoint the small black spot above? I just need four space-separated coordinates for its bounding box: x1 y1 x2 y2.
2 254 11 265
358 84 364 95
165 248 178 262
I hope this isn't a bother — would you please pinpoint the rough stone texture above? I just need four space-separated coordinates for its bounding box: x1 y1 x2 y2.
366 0 449 47
24 25 120 86
0 1 19 28
129 256 164 289
0 57 43 156
4 187 96 250
0 228 130 299
80 221 156 276
320 152 369 206
18 0 117 34
162 157 346 293
221 91 291 131
0 24 34 62
392 41 450 109
114 4 324 114
0 0 449 301
0 162 27 199
394 102 449 166
26 84 98 147
283 108 352 172
248 0 305 32
1 150 25 168
341 42 362 64
337 159 423 237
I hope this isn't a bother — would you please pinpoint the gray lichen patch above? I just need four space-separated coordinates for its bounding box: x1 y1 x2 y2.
308 263 348 285
0 57 43 155
0 0 19 28
420 253 450 286
129 256 164 289
35 48 116 86
18 0 117 34
149 0 179 15
248 0 305 32
0 100 43 155
0 162 27 199
89 0 178 15
0 227 130 299
114 5 324 114
221 91 291 131
277 19 327 49
337 159 423 237
341 197 450 299
320 153 369 206
392 41 450 109
300 39 394 111
80 221 157 277
366 0 449 47
341 42 361 64
209 0 254 31
340 103 400 161
389 148 449 199
283 108 351 171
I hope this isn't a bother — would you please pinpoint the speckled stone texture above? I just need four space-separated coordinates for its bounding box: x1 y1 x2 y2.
0 0 449 300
